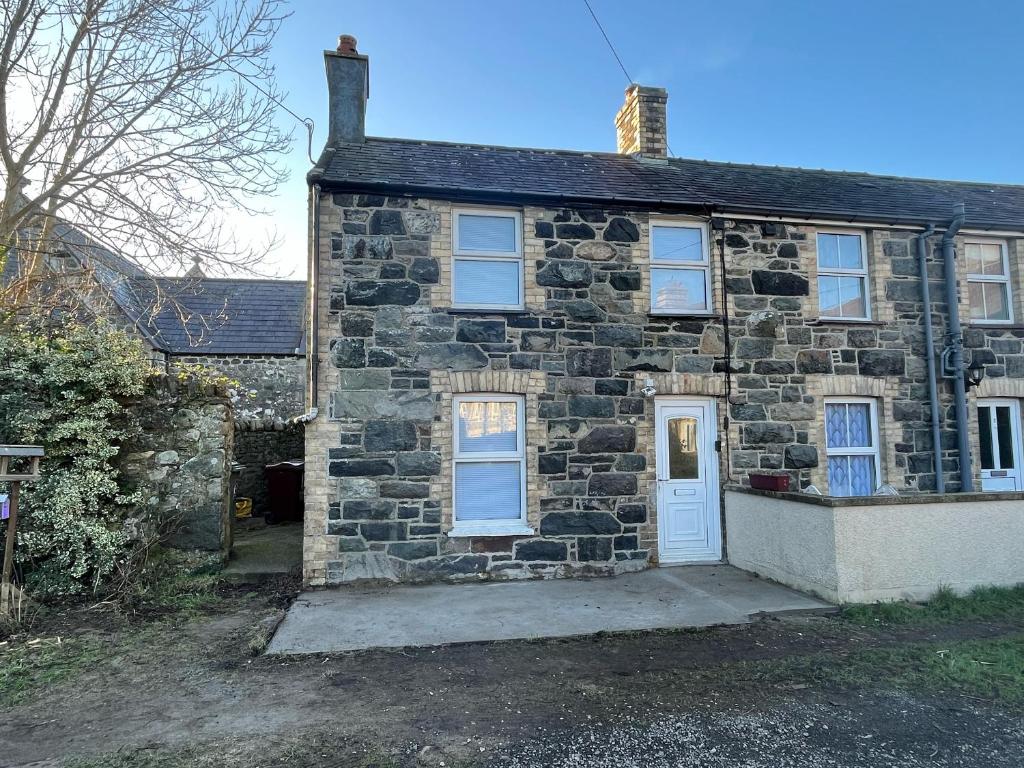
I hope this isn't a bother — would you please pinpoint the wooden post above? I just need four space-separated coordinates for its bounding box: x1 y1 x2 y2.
0 445 43 619
1 481 20 616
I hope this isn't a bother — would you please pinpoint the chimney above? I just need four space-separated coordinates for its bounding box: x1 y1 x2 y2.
324 34 369 145
615 84 668 157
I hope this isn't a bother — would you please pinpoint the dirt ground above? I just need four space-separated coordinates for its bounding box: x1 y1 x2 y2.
1 578 1022 768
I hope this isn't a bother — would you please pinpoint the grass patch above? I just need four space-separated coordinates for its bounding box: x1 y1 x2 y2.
842 583 1024 626
126 548 225 615
729 633 1024 705
0 549 229 709
0 636 104 707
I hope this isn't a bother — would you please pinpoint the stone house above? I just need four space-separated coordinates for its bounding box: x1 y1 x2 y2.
303 36 1024 601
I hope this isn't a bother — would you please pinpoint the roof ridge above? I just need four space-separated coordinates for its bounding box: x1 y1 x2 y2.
668 156 1024 191
362 135 626 160
138 276 306 285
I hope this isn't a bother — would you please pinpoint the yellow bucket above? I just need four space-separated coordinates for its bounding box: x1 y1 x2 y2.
234 497 253 519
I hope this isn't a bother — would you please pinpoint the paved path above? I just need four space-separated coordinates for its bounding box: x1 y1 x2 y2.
268 565 832 654
223 520 302 583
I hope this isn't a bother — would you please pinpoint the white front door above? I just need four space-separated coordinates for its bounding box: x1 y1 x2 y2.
978 398 1024 491
655 398 721 563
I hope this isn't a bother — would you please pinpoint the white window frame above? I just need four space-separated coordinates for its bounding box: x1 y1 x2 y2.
824 397 882 497
451 208 524 310
450 393 531 537
965 238 1014 325
649 219 713 315
816 230 872 321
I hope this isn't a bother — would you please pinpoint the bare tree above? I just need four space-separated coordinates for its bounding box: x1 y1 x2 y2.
0 0 292 305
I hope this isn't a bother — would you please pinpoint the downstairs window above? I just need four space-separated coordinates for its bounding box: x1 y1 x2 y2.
824 398 881 496
452 394 527 533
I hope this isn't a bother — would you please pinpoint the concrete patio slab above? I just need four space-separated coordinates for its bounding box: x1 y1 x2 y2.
267 565 833 654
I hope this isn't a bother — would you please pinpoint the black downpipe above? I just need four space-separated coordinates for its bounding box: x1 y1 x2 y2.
310 183 322 412
942 203 970 491
916 224 943 492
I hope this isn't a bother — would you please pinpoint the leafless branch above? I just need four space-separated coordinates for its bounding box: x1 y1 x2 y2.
0 0 292 306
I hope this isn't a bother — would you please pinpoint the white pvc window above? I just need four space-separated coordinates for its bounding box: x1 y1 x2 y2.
966 240 1013 324
452 209 524 309
452 394 528 534
817 232 870 320
650 221 712 314
824 398 881 497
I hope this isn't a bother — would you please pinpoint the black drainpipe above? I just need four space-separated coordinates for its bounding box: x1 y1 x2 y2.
308 183 322 416
941 203 970 491
915 224 942 492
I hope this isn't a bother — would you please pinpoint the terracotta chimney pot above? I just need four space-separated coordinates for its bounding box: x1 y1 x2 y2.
337 35 358 55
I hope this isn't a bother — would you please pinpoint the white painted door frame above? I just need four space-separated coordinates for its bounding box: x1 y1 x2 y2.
654 396 721 564
978 397 1024 492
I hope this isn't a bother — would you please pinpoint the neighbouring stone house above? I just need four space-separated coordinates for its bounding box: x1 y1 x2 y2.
3 220 308 518
303 36 1024 601
126 276 308 514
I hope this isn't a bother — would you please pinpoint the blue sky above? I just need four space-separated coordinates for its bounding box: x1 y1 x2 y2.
258 0 1024 276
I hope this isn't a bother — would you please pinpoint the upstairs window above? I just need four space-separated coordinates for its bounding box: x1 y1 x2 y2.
452 394 527 533
824 398 881 496
650 221 712 314
817 232 870 320
452 209 523 309
966 240 1012 323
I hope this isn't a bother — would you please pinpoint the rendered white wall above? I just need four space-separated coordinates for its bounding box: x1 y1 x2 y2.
724 490 1024 603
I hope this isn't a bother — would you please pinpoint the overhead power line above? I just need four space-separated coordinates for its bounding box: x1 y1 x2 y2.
581 1 674 157
582 0 633 85
150 5 316 163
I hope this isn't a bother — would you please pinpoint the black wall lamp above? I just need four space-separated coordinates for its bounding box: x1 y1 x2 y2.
965 358 986 390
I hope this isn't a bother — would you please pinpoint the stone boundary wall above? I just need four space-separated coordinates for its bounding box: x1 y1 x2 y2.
121 375 234 554
724 488 1024 602
170 354 305 425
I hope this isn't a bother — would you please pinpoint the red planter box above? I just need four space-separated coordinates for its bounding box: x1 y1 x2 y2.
749 473 790 492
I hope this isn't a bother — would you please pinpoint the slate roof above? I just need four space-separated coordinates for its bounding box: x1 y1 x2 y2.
312 137 1024 230
123 277 307 356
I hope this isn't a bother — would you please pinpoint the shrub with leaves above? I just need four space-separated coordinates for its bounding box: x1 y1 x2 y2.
0 322 155 597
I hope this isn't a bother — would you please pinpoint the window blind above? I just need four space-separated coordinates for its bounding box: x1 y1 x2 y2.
453 258 520 306
455 462 522 520
457 214 517 253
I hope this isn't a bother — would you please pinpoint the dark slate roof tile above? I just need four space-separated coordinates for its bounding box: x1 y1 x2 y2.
125 277 306 355
313 137 1024 229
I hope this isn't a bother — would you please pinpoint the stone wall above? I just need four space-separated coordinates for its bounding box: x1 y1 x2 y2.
305 190 1024 585
170 354 305 518
121 376 234 553
234 421 304 515
170 354 305 424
